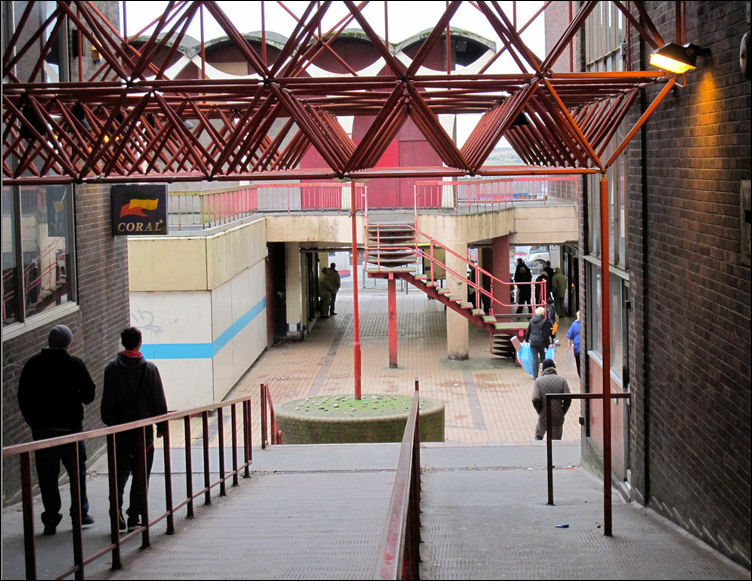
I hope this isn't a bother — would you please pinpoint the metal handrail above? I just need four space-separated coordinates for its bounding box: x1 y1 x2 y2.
2 395 255 580
365 222 545 316
260 382 282 448
544 391 631 535
374 379 422 580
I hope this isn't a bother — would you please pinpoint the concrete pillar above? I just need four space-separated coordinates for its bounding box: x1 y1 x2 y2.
492 235 511 313
285 242 303 337
445 239 469 360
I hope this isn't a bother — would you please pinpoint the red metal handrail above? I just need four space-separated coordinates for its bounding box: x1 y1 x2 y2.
544 391 631 536
365 222 546 316
374 378 422 580
2 395 255 580
260 382 282 448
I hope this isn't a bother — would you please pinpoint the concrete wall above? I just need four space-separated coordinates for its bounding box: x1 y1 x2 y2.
128 218 268 409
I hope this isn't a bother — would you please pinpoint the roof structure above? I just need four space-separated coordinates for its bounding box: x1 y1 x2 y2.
2 1 685 185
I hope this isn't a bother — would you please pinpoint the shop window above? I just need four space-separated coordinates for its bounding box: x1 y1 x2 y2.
2 184 75 326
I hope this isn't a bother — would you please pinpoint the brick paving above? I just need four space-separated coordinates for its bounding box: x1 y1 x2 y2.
221 275 582 447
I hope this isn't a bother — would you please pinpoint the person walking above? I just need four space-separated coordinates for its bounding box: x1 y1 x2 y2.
567 310 582 377
551 267 567 317
17 324 96 534
326 263 341 315
513 258 532 314
546 297 559 344
534 269 551 308
101 327 168 531
524 306 553 380
318 266 335 318
532 358 572 440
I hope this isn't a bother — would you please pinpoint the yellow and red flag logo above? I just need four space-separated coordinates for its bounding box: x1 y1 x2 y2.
120 198 159 218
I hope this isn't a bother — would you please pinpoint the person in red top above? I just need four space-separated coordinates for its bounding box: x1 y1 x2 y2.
101 326 168 531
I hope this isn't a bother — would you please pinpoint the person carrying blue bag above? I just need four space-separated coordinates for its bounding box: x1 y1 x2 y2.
524 306 553 380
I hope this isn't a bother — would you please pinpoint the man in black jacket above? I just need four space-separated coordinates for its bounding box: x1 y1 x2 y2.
18 324 96 534
514 258 532 313
102 327 168 531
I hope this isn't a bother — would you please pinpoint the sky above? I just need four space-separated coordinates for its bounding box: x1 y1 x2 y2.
119 1 546 147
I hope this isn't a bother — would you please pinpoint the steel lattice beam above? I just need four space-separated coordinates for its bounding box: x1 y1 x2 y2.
3 1 684 185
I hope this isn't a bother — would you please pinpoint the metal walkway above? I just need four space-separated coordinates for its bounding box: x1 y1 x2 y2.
2 283 749 579
2 442 749 580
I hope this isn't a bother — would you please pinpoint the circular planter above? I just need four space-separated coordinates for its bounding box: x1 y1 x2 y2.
275 394 445 444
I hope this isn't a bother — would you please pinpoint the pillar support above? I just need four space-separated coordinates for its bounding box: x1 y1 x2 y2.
600 174 613 536
351 180 361 399
388 274 398 368
445 239 469 360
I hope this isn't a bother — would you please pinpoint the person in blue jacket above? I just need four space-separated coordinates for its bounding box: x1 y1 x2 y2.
567 311 582 376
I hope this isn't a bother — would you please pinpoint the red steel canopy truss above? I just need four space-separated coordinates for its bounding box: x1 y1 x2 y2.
2 1 683 185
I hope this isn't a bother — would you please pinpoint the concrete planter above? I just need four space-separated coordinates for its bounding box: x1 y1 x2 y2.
276 394 445 444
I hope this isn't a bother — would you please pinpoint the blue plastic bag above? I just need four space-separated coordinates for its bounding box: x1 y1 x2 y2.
518 341 534 376
545 345 555 361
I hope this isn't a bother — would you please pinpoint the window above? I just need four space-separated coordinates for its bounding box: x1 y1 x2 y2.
2 184 75 326
583 1 630 386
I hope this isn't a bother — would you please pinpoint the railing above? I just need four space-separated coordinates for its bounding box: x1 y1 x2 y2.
168 182 368 230
544 391 631 536
260 382 282 448
166 175 573 232
373 379 422 580
365 223 546 317
414 175 578 211
2 395 254 580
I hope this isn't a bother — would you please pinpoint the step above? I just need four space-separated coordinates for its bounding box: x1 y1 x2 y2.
494 322 526 331
366 266 416 274
471 309 485 316
459 302 474 309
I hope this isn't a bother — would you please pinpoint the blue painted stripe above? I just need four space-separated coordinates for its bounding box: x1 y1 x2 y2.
141 297 266 360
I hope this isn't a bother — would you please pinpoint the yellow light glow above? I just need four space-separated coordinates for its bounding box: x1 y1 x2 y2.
650 52 695 74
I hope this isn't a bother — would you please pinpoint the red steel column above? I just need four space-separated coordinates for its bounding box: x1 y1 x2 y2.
351 180 362 399
388 273 398 367
600 174 613 535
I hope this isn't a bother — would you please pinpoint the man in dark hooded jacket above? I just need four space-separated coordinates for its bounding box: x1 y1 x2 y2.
524 306 553 380
18 324 96 534
532 358 571 440
102 326 167 531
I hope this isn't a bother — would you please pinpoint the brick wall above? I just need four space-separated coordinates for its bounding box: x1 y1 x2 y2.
627 1 751 568
2 183 130 504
